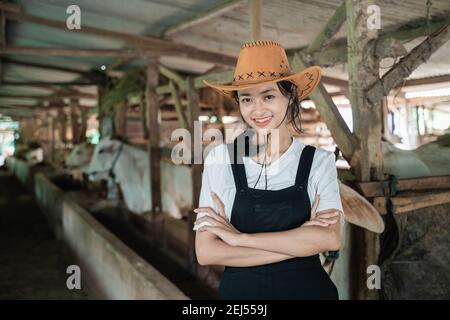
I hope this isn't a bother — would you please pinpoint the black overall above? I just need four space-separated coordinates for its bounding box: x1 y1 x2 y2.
218 142 339 300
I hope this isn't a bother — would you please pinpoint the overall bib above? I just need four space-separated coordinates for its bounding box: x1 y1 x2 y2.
218 142 339 300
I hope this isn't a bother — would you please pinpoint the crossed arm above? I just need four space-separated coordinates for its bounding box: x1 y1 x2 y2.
194 193 342 267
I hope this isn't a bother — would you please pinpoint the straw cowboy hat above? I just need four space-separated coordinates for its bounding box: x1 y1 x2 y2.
203 40 321 100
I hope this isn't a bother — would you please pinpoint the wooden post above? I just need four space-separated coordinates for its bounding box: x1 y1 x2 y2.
79 106 87 142
139 92 149 139
115 101 127 139
187 76 202 273
0 7 5 84
307 1 346 54
250 0 261 41
145 59 162 217
50 114 55 162
346 0 383 300
70 99 80 144
58 108 68 144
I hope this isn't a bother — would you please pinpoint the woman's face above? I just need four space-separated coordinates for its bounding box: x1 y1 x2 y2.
238 83 290 133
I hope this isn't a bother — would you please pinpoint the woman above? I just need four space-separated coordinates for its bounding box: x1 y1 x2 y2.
193 40 344 300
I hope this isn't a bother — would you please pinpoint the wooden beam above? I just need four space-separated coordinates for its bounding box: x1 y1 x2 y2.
5 11 235 66
145 60 162 215
164 0 244 37
250 0 261 41
308 1 346 53
366 20 450 108
168 80 188 130
159 65 185 88
2 81 97 86
396 175 450 192
292 53 356 161
356 180 390 197
402 74 450 88
0 2 20 13
0 93 96 100
1 46 142 57
2 57 103 80
391 190 450 214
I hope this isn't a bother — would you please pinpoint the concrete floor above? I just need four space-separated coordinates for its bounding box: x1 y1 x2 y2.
0 169 89 299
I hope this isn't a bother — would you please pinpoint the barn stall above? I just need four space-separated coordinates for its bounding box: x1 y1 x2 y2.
0 0 449 300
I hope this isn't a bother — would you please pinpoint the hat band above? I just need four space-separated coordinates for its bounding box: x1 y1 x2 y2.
232 70 293 85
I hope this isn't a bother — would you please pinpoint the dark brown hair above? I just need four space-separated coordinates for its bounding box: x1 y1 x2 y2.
231 80 304 134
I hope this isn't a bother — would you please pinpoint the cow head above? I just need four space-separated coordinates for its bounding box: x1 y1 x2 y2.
65 142 93 169
86 137 123 181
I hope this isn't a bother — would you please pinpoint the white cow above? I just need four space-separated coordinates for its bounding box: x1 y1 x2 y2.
87 137 191 218
65 142 93 180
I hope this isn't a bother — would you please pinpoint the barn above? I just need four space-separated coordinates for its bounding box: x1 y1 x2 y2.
0 0 449 300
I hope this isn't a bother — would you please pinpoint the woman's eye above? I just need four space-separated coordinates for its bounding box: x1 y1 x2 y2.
265 95 275 101
241 98 251 103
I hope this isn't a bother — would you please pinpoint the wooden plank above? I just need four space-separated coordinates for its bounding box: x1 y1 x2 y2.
356 180 390 197
396 175 450 192
370 196 388 215
250 0 261 41
366 20 450 108
164 0 244 37
145 61 162 215
391 190 450 214
308 1 346 53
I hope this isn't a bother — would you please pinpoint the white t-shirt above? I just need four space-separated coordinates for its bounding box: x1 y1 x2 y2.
194 139 344 230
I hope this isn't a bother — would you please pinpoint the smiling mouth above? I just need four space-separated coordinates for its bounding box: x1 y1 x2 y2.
253 116 273 126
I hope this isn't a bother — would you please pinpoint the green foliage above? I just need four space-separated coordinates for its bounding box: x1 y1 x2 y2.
99 67 146 116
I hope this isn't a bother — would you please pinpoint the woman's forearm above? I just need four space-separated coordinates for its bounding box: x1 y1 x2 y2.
196 237 295 267
238 225 341 257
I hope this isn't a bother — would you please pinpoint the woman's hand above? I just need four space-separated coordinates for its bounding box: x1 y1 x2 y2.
303 194 340 227
194 192 242 246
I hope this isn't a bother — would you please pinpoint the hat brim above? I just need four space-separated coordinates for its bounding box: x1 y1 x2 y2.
203 66 321 101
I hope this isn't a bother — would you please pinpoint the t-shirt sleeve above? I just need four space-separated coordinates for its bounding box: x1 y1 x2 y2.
314 151 345 225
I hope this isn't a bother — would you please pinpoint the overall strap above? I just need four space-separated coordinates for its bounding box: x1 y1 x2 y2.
227 142 248 192
295 145 316 188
